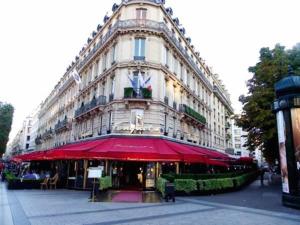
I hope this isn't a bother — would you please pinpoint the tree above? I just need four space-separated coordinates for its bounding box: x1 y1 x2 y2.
235 44 300 163
0 102 14 155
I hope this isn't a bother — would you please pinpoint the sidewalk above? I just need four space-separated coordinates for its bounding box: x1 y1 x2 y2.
0 182 14 225
191 175 300 215
1 179 299 225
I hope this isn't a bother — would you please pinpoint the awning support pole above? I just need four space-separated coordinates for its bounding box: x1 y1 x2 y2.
105 160 109 175
83 160 88 189
155 162 160 178
176 162 179 174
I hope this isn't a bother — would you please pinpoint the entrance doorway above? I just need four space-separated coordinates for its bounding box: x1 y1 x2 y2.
121 162 144 190
111 161 156 190
111 161 145 190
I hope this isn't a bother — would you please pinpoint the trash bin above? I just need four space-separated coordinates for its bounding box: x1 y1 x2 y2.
165 182 175 202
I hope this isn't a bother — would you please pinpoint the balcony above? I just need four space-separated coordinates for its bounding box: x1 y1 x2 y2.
54 118 70 133
41 128 53 140
134 56 145 61
179 104 206 128
173 101 177 110
35 135 42 145
124 87 152 99
109 94 114 102
164 96 169 105
225 122 230 130
75 95 106 119
226 133 232 141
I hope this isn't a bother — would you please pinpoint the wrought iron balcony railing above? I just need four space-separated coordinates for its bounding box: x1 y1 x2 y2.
179 104 206 125
133 56 145 61
75 95 106 118
35 135 42 145
173 101 177 110
124 87 152 99
164 96 169 105
41 128 53 140
109 94 114 102
54 118 70 133
225 122 231 129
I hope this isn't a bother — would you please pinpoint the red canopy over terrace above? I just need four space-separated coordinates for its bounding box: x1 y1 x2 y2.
163 140 208 163
88 138 181 162
44 139 107 160
235 156 254 164
11 137 236 167
189 145 231 161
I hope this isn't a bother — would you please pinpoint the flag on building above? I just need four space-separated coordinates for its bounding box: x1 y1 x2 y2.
144 76 152 91
127 74 135 88
72 69 82 84
138 71 145 89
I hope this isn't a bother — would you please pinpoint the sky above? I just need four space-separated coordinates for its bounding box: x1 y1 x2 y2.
1 0 299 142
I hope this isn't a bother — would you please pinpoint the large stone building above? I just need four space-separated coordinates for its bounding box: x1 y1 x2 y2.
35 0 233 153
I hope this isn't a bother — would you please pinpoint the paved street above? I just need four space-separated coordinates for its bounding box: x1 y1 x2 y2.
1 178 299 225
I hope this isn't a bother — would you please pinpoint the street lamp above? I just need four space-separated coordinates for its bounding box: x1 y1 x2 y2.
273 66 300 209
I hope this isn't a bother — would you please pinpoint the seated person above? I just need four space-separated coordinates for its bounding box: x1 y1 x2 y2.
45 171 51 178
39 170 46 179
22 170 36 180
32 170 40 180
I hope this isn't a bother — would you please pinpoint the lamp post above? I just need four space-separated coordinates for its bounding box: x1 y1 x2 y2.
273 67 300 209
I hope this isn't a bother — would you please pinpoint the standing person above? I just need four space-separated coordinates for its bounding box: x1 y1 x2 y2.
260 167 265 185
268 167 273 184
0 162 4 180
112 167 118 188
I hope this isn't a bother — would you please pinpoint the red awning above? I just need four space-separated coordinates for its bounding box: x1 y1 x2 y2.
13 151 47 161
88 138 181 162
163 141 208 163
235 156 254 164
10 156 23 163
189 145 231 160
13 137 232 167
45 140 107 160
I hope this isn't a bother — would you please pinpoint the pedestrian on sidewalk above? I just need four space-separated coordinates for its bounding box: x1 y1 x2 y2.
260 167 266 185
268 167 273 184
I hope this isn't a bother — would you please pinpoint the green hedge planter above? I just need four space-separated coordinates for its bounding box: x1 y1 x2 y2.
174 179 197 193
159 171 259 194
198 178 234 191
7 178 43 190
161 172 245 182
156 177 168 197
99 176 112 190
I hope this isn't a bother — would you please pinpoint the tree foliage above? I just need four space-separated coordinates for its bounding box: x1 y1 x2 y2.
0 102 14 155
235 44 300 163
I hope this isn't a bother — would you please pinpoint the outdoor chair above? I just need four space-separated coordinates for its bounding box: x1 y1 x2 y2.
49 173 59 189
40 177 50 190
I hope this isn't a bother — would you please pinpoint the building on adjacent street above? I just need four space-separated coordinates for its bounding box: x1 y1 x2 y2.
28 105 41 151
8 116 33 155
231 120 250 157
